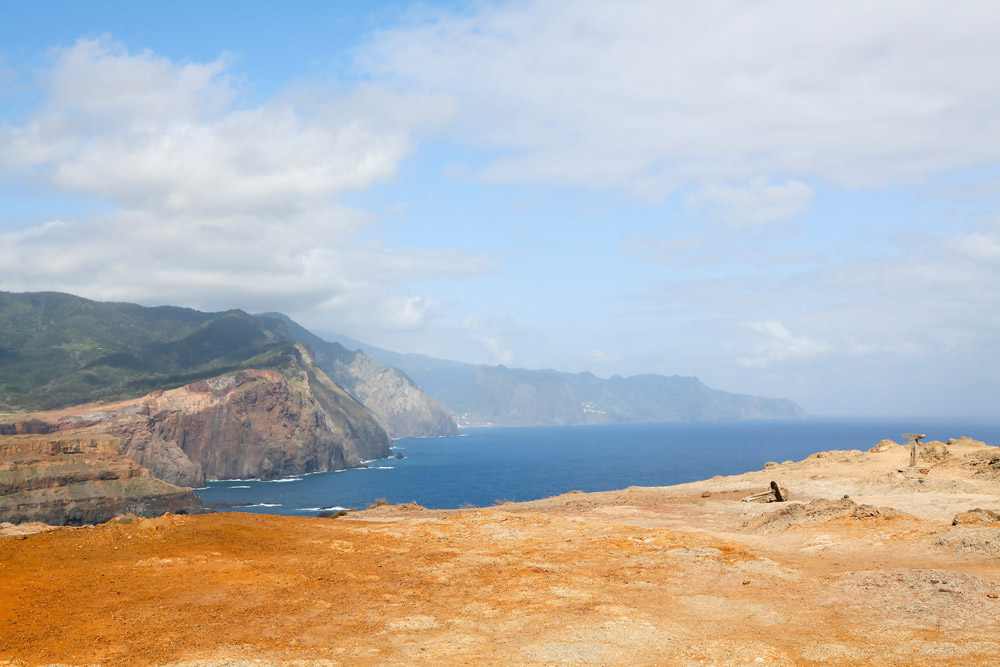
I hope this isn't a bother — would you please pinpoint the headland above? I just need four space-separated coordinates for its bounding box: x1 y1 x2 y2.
2 436 999 666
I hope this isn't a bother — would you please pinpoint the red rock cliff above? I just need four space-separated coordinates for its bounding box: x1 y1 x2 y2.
4 346 392 486
0 434 203 525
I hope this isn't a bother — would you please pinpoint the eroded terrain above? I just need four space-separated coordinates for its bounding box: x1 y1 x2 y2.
2 437 999 666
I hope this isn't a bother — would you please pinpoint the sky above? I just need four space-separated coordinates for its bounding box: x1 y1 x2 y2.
1 1 999 418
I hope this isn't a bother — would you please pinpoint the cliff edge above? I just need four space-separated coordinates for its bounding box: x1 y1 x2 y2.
0 434 202 525
1 344 392 486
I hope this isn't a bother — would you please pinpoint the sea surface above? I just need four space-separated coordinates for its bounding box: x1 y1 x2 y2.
194 418 1000 516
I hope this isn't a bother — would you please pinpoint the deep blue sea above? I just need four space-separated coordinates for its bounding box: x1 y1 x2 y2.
194 418 1000 516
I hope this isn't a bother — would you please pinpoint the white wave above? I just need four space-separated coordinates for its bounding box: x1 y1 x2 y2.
245 503 282 508
270 477 302 483
333 469 347 473
374 466 394 469
228 485 251 489
300 506 350 512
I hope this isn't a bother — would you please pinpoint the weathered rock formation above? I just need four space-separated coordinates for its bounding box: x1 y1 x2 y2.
259 313 459 438
330 351 459 438
3 345 392 486
0 435 202 525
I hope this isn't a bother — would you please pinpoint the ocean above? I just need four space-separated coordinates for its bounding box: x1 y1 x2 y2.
194 418 1000 516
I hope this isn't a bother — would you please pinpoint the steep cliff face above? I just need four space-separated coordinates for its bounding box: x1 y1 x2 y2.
4 346 392 486
259 313 459 438
0 435 203 525
332 352 459 438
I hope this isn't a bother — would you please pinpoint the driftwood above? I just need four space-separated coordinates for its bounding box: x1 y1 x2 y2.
741 480 789 503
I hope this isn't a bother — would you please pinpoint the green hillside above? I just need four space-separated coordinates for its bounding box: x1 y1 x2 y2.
0 292 297 411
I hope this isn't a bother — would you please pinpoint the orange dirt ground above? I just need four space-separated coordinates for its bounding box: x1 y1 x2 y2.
2 439 1000 666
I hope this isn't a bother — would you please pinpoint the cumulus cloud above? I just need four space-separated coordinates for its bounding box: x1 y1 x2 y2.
0 37 495 326
2 38 410 210
737 321 833 368
687 178 813 227
360 1 1000 195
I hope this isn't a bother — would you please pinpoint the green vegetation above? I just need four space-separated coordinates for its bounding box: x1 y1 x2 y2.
0 291 301 411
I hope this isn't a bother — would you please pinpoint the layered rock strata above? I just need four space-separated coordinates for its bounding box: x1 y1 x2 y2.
0 435 202 525
260 313 459 438
3 346 392 486
332 351 459 439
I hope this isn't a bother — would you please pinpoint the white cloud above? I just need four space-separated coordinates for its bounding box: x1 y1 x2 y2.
945 232 1000 263
577 349 626 367
738 320 832 368
361 1 1000 195
2 39 412 211
462 315 515 365
0 37 494 327
687 178 813 227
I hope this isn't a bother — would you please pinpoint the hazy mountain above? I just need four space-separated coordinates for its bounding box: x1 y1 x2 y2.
318 333 805 426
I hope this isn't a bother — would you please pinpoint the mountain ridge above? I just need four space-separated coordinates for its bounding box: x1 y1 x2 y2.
258 313 458 438
317 332 805 426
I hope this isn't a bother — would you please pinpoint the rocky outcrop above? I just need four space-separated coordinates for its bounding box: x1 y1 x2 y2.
0 435 202 525
259 313 459 438
952 508 1000 526
331 351 459 438
3 345 392 486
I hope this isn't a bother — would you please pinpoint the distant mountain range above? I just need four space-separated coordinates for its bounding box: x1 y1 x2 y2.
318 333 806 426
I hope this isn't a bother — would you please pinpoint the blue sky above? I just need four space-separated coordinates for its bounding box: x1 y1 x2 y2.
2 1 999 417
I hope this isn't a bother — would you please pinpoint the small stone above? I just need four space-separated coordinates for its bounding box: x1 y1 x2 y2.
701 491 712 498
989 593 998 599
743 580 751 585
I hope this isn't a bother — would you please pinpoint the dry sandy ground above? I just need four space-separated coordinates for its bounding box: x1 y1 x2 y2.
1 438 999 666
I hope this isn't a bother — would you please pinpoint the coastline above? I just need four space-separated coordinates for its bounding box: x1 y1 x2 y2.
3 436 999 666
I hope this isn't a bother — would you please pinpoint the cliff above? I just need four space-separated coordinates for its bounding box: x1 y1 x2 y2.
325 351 459 438
3 345 392 486
0 434 202 525
260 313 459 438
0 292 456 442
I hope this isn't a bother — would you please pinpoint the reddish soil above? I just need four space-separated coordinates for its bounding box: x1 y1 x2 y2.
2 438 1000 666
